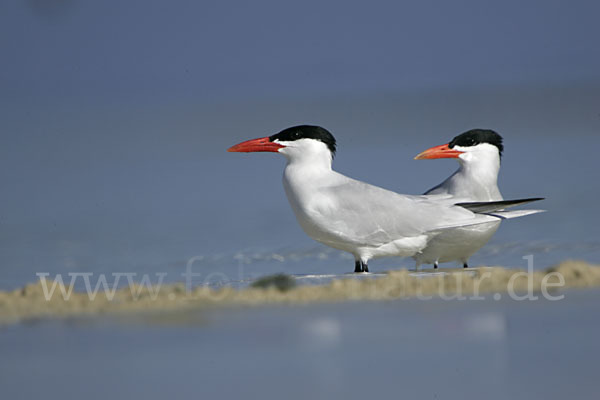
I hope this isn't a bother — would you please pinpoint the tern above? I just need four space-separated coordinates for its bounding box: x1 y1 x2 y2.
229 125 542 273
414 129 544 269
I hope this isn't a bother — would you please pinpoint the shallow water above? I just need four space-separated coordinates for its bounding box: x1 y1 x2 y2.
2 89 599 290
2 289 599 399
0 89 600 289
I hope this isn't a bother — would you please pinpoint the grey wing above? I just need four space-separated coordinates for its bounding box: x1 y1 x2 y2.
308 179 487 247
424 182 449 196
423 171 457 195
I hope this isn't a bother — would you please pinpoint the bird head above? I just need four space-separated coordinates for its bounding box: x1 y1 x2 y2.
414 129 503 163
228 125 337 162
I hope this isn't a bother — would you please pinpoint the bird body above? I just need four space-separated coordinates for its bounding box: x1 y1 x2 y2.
228 125 538 272
413 129 543 268
282 160 478 262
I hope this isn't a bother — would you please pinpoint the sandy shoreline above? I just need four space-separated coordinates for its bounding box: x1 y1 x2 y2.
1 260 599 325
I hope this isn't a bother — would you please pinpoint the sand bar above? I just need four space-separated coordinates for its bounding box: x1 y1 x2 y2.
1 260 599 325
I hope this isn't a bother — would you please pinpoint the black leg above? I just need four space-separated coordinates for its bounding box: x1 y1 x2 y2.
434 262 438 269
354 260 368 273
463 263 468 268
354 260 362 273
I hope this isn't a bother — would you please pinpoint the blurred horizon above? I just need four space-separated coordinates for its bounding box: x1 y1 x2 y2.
3 1 600 103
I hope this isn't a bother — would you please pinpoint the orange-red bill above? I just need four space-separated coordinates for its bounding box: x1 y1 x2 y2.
414 143 464 160
227 136 284 153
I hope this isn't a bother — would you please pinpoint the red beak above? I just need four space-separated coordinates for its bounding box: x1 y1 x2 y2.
227 136 284 153
414 143 464 160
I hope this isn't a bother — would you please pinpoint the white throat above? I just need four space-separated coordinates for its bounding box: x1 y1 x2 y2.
277 138 334 170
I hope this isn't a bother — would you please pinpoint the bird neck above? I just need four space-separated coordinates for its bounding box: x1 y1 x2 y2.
283 149 334 171
453 152 502 200
282 150 336 199
281 151 339 225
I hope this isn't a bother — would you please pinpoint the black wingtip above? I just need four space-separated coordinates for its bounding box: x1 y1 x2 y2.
456 197 545 213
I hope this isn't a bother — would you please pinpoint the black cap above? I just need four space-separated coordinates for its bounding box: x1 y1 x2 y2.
449 129 503 156
270 125 337 156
